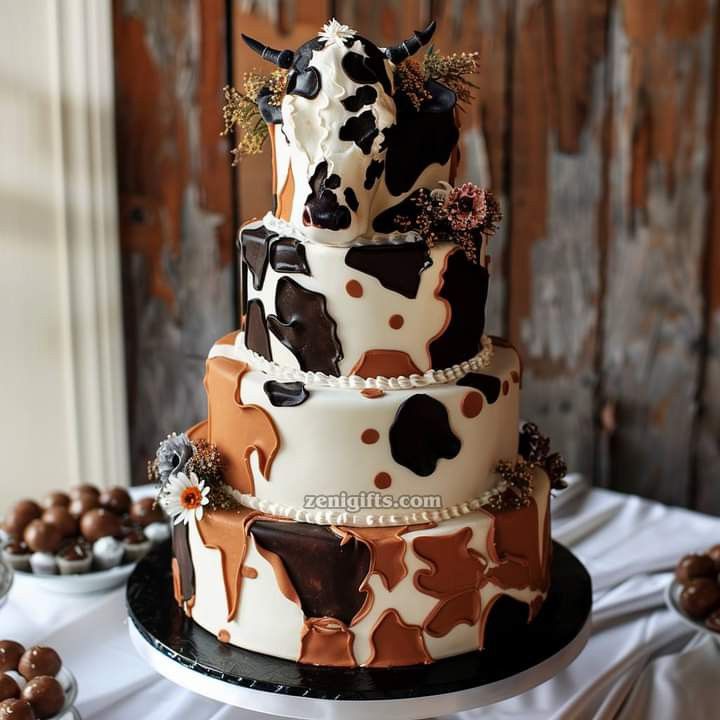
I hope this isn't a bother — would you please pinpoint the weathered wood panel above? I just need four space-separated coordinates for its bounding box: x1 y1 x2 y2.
507 0 609 477
114 0 235 483
601 0 715 506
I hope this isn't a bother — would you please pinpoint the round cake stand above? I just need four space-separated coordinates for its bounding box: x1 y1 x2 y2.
128 541 592 720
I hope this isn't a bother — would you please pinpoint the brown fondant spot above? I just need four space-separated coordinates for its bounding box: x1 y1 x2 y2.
241 566 258 579
217 630 230 643
215 331 239 346
374 472 392 489
389 314 404 329
346 279 363 298
424 589 481 637
171 557 183 607
350 350 422 379
299 618 356 667
511 370 520 384
367 609 431 667
502 380 510 395
361 429 380 444
277 162 295 222
462 391 483 418
361 388 385 399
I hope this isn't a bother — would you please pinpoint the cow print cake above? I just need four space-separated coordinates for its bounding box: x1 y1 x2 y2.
152 18 567 668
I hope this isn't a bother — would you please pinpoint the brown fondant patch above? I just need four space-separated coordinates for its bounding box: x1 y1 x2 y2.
389 314 404 329
511 370 520 384
205 356 279 495
186 419 208 442
254 542 302 607
241 566 258 579
374 472 392 489
350 350 422 378
367 609 431 667
217 630 230 643
424 589 481 637
461 391 483 418
299 617 356 667
346 279 364 298
502 380 510 395
361 388 385 399
215 331 239 346
277 162 294 222
171 557 183 607
196 507 261 621
361 428 380 444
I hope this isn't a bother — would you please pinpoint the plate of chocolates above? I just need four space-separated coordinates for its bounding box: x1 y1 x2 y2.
0 640 78 719
665 544 720 641
1 485 170 594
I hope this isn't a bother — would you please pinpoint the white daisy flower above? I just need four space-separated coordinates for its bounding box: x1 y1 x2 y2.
318 18 356 48
160 471 210 525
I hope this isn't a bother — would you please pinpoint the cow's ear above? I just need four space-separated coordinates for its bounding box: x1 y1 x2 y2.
422 80 457 113
286 67 321 99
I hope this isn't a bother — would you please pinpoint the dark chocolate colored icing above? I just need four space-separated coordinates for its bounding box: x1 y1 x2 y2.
304 162 351 230
339 110 378 155
240 225 273 291
250 521 370 625
263 380 309 407
345 242 432 299
364 159 384 190
269 237 311 275
341 85 377 112
429 251 489 369
457 373 501 404
372 189 424 233
267 277 343 375
389 394 461 476
172 523 194 603
246 299 273 361
341 39 392 95
344 187 359 212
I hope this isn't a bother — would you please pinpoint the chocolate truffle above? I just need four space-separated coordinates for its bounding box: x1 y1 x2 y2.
679 578 720 619
22 677 64 719
69 484 100 501
0 699 35 720
18 648 61 682
68 494 99 519
0 643 24 674
3 502 42 539
22 522 62 555
80 509 122 543
41 493 70 511
0 674 19 701
130 498 164 528
99 487 132 516
40 508 77 540
675 554 716 585
707 544 720 573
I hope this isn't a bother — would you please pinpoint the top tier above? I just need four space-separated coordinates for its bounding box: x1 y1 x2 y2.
243 19 459 246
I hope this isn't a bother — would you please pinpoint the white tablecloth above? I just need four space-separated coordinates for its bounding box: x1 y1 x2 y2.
2 477 719 720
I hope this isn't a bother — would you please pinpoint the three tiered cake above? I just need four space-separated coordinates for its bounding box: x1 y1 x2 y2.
153 18 567 668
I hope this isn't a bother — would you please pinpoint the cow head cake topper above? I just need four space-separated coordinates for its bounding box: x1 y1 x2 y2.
237 18 464 247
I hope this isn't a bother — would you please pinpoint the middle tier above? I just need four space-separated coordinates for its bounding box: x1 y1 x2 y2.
199 335 521 526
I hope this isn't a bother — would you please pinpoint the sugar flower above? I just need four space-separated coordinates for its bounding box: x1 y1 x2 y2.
160 471 210 525
319 19 356 48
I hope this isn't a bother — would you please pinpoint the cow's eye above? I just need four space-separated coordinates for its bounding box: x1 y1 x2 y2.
286 67 320 99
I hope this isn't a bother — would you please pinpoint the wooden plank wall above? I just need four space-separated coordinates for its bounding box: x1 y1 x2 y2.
114 0 720 513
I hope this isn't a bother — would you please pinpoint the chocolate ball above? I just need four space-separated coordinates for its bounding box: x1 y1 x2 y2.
675 554 716 585
0 674 19 702
68 494 99 519
0 699 35 720
22 677 64 719
3 502 42 538
130 498 164 528
99 487 131 516
40 508 77 540
80 509 122 543
41 493 69 511
69 484 100 501
707 544 720 573
0 643 25 674
18 648 61 682
679 578 720 619
22 522 62 555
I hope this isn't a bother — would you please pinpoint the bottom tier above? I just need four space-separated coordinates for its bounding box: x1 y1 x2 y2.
171 467 551 668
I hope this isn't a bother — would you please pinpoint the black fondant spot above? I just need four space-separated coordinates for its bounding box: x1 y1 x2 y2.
372 188 425 233
429 251 489 369
267 277 343 376
364 159 384 190
344 187 359 212
341 85 378 112
345 242 432 299
172 523 194 602
304 161 351 231
263 380 309 407
457 373 501 404
240 225 275 291
250 520 370 625
246 299 273 361
389 394 461 476
269 237 311 275
325 173 341 190
257 90 283 124
286 66 320 99
339 110 378 154
341 41 392 95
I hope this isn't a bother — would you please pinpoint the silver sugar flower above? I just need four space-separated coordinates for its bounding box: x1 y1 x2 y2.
156 433 194 487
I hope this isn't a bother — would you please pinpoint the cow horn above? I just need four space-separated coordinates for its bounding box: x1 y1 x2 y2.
241 33 294 69
384 20 436 63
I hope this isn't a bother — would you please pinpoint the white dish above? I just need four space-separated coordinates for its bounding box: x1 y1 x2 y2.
53 665 80 719
0 557 13 609
665 579 720 644
14 561 136 595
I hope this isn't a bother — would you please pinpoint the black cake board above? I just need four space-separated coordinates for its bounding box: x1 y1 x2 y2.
127 541 592 720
